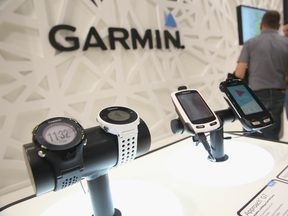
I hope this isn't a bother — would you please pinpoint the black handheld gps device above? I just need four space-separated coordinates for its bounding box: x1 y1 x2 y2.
219 79 274 131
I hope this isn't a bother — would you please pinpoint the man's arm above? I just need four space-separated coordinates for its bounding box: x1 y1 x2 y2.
234 62 248 79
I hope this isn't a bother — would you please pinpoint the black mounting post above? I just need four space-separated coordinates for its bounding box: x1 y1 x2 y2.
210 108 236 162
210 127 228 162
87 173 121 216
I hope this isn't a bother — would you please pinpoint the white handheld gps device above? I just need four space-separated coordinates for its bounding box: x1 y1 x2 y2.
219 79 274 131
171 89 220 135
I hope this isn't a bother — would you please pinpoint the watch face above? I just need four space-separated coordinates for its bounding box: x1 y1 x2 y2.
33 117 84 151
99 106 138 125
43 123 76 145
107 110 130 121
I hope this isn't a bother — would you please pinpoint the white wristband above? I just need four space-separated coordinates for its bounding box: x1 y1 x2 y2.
116 133 138 167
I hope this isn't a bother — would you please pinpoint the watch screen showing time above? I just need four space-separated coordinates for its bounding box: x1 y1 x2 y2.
43 123 76 145
177 91 215 123
108 110 130 121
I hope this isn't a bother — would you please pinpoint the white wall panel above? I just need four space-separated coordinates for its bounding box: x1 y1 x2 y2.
0 0 283 194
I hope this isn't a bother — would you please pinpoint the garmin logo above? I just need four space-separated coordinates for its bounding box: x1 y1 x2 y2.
48 119 62 124
49 14 184 51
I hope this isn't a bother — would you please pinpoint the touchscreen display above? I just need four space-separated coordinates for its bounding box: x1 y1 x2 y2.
227 85 263 115
177 91 215 123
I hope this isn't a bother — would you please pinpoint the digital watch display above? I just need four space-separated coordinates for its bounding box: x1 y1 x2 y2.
97 106 140 167
32 117 85 151
99 106 138 125
31 117 86 192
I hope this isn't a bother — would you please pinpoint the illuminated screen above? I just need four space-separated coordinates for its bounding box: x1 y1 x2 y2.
227 85 263 115
176 92 215 123
43 123 76 145
237 5 266 45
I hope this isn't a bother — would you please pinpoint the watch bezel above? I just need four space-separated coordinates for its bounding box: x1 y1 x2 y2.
32 117 84 151
99 106 138 125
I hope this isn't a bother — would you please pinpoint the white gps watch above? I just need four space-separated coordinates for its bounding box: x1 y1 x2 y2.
96 106 140 167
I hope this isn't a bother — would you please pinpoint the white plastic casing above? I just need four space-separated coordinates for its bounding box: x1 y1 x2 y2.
171 89 220 134
96 106 140 167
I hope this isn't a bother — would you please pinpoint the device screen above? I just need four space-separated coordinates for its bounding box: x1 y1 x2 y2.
176 91 215 124
108 110 130 121
43 123 76 145
227 84 263 115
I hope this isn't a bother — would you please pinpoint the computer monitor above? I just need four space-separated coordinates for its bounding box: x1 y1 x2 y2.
237 5 267 45
284 0 288 23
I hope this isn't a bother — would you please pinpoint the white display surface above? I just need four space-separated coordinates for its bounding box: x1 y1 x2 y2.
40 180 184 216
1 135 288 216
166 140 274 187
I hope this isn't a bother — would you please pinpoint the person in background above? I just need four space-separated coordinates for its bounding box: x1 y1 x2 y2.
284 21 288 122
284 20 288 37
235 11 288 140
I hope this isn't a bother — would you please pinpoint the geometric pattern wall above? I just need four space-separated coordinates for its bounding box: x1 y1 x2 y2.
0 0 283 194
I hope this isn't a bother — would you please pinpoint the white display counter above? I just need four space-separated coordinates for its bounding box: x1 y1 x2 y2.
1 135 288 216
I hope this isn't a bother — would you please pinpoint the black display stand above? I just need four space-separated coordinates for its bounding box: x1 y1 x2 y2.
23 120 151 215
210 127 229 162
210 108 236 162
87 174 121 216
171 108 237 163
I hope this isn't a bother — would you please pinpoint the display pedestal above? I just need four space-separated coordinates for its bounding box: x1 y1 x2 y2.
87 174 121 216
209 108 236 162
210 127 229 162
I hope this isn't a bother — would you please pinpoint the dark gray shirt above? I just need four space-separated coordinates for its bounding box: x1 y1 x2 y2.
238 29 288 91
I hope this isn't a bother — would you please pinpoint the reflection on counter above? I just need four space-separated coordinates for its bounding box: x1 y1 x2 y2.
41 180 183 216
166 140 274 187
